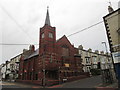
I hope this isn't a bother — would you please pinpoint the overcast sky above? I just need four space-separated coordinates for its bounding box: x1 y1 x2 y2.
0 0 119 64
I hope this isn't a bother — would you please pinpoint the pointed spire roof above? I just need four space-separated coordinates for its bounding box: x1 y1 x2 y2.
45 6 51 26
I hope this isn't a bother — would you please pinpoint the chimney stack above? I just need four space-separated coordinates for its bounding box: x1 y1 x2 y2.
108 6 114 13
88 48 92 52
78 45 83 50
95 50 99 54
100 51 104 55
29 45 35 51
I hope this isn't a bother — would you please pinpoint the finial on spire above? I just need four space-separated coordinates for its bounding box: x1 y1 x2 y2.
45 6 51 26
47 6 49 9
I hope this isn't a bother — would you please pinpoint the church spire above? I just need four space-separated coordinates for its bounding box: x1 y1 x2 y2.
45 6 51 26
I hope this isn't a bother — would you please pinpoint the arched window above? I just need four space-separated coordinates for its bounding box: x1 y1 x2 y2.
42 33 44 38
49 32 53 38
62 45 69 56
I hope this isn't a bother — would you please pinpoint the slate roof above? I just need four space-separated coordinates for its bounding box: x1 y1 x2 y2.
45 7 51 26
24 49 39 60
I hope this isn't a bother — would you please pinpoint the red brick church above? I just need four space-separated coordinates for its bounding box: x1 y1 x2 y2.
18 7 89 86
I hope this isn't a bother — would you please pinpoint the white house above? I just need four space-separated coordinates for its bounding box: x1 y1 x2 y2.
1 63 7 80
78 45 113 72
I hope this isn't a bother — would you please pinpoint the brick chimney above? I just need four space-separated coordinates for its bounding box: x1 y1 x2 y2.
29 45 35 52
100 51 104 55
108 6 114 13
88 48 92 52
95 50 99 54
78 45 83 50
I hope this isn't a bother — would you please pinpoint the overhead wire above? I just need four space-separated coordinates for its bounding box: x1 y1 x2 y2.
0 4 35 43
0 4 119 46
67 12 120 37
67 21 103 37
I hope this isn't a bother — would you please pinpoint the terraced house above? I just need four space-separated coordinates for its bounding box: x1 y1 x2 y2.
78 45 113 73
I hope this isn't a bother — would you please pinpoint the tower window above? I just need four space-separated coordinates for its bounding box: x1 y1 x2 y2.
49 32 53 38
42 33 44 38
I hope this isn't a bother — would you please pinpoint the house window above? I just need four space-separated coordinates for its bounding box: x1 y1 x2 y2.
87 67 89 72
86 58 90 64
10 64 14 71
117 28 120 34
49 32 53 38
95 57 97 62
42 33 44 38
93 57 97 64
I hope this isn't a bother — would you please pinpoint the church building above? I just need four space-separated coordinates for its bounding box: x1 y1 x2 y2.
18 7 88 86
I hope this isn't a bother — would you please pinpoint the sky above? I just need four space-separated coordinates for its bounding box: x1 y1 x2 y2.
0 0 119 64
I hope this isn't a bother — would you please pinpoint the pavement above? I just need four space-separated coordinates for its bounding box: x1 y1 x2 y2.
48 75 102 88
1 81 42 88
96 82 119 90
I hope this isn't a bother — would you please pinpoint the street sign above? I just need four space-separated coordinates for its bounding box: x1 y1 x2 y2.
112 52 120 63
64 63 69 67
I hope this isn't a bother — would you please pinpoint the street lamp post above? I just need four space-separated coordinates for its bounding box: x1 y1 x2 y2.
102 42 108 53
102 41 109 70
101 42 113 84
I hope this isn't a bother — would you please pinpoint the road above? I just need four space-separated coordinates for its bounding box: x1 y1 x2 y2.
1 75 102 88
1 81 42 88
50 75 102 88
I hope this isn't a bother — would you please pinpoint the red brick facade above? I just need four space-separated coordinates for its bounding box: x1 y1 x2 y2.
18 9 89 86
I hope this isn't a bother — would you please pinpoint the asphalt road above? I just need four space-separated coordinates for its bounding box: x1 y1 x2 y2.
1 75 102 88
56 75 102 88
